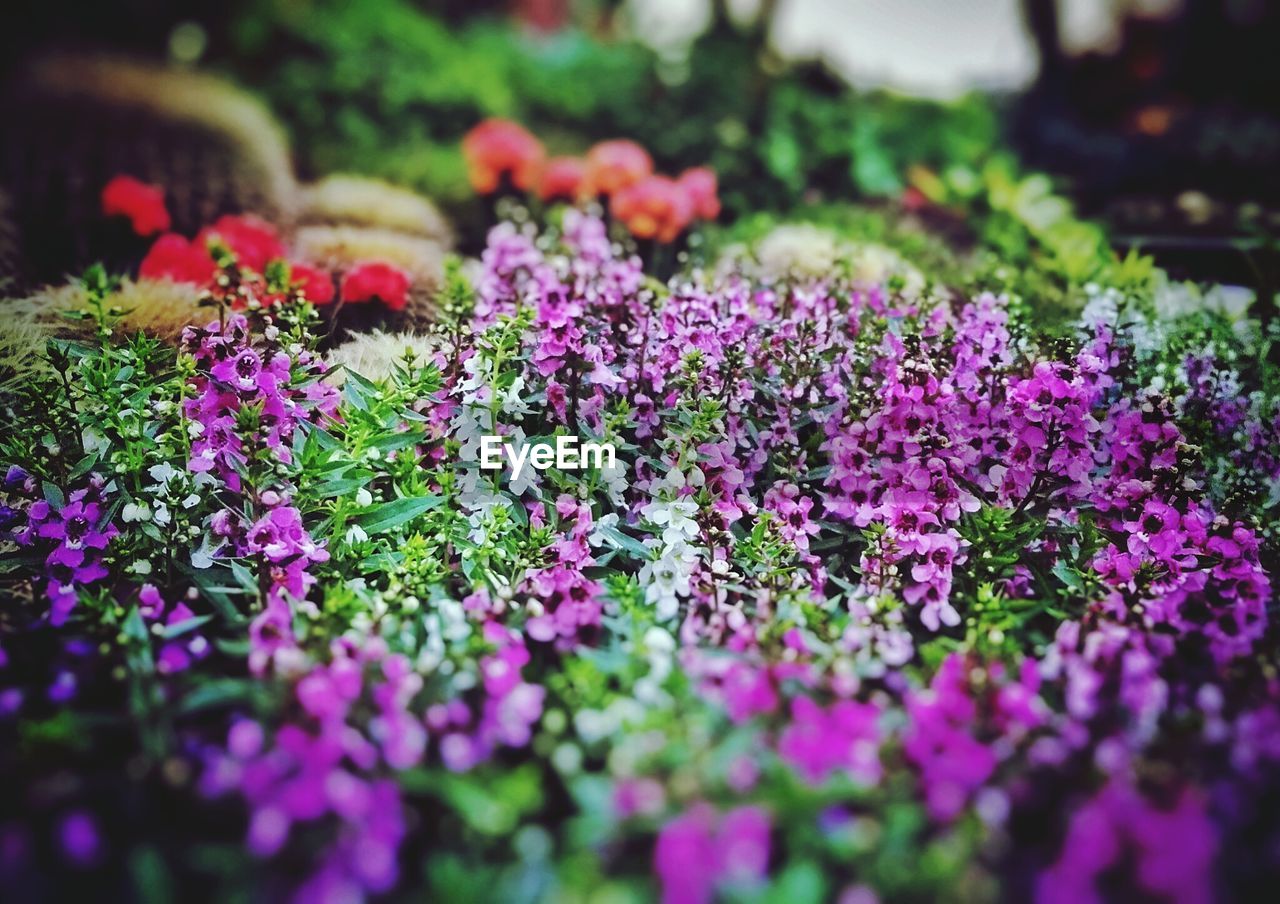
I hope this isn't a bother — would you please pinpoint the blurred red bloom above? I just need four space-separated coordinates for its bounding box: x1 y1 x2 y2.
901 186 928 213
289 262 335 305
610 175 693 244
101 175 171 236
196 215 286 273
678 167 721 220
538 156 588 203
585 140 652 197
341 261 412 310
463 119 545 195
139 233 217 284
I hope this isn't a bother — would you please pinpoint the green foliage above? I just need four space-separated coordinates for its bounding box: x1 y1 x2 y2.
219 1 997 225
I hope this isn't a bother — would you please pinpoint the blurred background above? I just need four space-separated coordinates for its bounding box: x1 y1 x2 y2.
2 0 1279 289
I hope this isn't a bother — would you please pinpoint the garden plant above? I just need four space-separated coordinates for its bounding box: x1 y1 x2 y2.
1 24 1279 904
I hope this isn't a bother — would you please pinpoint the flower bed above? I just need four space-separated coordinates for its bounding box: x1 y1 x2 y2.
2 165 1280 904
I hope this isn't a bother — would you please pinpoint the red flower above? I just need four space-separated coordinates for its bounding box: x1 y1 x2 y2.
538 156 588 203
610 175 693 244
340 261 412 311
462 119 545 195
585 140 652 197
289 262 335 305
196 215 286 273
678 167 721 220
902 186 928 213
138 234 217 285
101 176 171 236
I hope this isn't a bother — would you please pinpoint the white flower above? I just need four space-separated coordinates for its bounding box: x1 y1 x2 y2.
755 223 841 279
461 489 513 545
600 458 629 507
451 405 489 462
587 512 620 548
148 462 180 486
659 466 703 495
345 524 369 545
121 502 151 523
1204 284 1254 321
640 541 697 621
641 496 699 546
82 427 110 456
643 626 676 654
852 243 925 296
500 375 530 417
355 487 374 507
152 503 172 527
190 535 223 570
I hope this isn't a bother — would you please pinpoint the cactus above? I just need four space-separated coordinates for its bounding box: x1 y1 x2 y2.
323 329 442 385
5 277 207 343
299 175 452 245
0 53 297 286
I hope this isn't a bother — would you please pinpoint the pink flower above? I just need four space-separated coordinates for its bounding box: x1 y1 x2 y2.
101 175 171 236
678 167 721 220
654 804 771 904
585 139 653 196
538 156 588 203
778 695 883 785
340 261 412 310
903 656 998 821
720 662 779 723
462 119 545 194
610 175 693 243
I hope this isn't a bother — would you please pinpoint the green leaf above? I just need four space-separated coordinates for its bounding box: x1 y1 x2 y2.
177 678 262 715
68 453 101 481
312 471 376 498
370 430 427 453
129 845 174 904
763 860 827 904
160 614 215 640
599 525 652 562
356 494 443 535
42 481 65 509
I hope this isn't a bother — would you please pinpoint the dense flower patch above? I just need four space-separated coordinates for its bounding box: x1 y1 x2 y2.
1 204 1279 903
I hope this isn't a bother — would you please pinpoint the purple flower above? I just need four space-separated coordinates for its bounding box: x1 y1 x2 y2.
778 695 882 785
654 804 772 904
58 811 101 867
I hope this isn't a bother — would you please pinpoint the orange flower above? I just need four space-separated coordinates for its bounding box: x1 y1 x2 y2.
610 175 693 244
462 119 545 195
584 140 652 197
678 167 721 221
538 156 588 203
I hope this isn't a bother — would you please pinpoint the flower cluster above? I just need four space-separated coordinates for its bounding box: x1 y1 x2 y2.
16 480 116 625
462 119 720 243
100 176 412 312
1 206 1278 904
